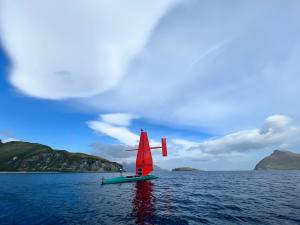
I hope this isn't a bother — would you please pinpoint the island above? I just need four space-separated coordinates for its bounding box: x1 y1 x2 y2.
255 150 300 170
172 167 201 172
0 140 121 172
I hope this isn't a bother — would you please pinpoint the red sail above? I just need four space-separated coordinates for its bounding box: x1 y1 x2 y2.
136 131 153 176
162 138 167 156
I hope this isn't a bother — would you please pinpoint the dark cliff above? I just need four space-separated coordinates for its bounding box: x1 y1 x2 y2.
255 150 300 170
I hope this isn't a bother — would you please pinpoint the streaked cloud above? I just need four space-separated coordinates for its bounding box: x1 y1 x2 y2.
0 0 174 99
80 0 300 133
100 113 138 127
2 0 300 133
87 114 140 146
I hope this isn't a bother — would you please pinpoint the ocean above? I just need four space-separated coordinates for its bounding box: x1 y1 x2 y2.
1 171 300 225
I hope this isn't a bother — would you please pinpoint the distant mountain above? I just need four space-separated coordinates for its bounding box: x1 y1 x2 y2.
0 141 121 172
255 150 300 170
172 167 201 172
122 162 168 173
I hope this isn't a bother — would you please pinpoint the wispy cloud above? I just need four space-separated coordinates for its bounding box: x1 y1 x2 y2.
88 113 161 145
100 113 139 127
87 113 140 146
172 115 300 159
2 0 300 152
0 0 175 99
80 0 300 133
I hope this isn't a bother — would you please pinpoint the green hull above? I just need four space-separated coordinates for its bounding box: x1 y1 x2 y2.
102 175 158 184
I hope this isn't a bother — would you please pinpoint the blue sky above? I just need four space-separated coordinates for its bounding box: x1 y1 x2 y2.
1 0 300 170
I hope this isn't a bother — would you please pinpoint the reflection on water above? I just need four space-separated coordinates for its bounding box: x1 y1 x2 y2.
2 172 300 224
132 181 155 225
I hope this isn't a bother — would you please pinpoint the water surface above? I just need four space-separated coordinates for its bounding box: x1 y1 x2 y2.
1 171 300 224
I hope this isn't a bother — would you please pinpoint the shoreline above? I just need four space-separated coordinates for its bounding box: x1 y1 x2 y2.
0 171 123 174
1 170 299 174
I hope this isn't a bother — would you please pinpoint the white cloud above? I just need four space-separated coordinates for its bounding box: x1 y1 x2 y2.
2 0 300 135
0 0 174 99
172 138 198 148
100 113 138 127
87 116 139 146
260 115 292 134
87 115 161 146
174 115 300 159
149 115 300 170
2 138 19 143
88 115 300 170
80 0 300 133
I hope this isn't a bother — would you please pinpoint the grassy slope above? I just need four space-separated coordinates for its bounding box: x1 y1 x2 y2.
0 141 117 171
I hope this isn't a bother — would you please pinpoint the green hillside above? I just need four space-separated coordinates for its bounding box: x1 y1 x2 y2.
0 141 121 172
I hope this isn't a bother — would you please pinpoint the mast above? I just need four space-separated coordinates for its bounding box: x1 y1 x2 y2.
126 129 167 176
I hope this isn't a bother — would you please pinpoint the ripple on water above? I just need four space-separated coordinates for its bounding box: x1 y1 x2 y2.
1 171 300 225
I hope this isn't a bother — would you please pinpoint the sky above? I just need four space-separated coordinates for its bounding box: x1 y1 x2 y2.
1 0 300 170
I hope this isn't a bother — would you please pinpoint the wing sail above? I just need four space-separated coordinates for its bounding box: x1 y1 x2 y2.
136 131 153 176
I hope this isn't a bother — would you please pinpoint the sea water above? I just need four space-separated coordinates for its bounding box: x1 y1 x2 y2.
1 171 300 225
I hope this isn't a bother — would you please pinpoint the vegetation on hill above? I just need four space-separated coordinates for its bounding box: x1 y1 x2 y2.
0 141 121 172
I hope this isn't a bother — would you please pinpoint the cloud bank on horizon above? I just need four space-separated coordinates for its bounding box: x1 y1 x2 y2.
88 114 300 166
1 0 300 168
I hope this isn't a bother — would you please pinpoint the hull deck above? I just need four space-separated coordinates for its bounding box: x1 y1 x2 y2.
101 174 158 185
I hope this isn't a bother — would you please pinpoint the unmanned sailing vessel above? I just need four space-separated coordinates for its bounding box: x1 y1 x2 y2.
101 130 167 184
